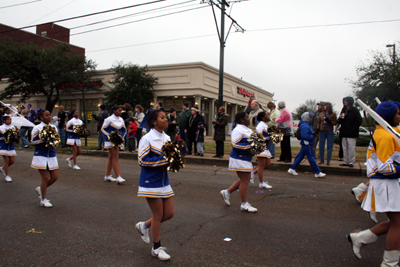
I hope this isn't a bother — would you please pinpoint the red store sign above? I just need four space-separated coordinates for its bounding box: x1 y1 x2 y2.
237 86 254 97
61 80 103 89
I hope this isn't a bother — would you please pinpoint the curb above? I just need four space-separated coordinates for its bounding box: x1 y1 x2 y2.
60 149 365 177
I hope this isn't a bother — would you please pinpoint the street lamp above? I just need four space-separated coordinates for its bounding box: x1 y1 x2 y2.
386 44 396 65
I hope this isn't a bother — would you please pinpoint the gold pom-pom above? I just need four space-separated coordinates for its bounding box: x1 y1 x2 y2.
248 131 267 155
39 125 60 148
162 140 186 172
73 124 87 136
108 131 124 147
4 128 20 144
268 126 284 145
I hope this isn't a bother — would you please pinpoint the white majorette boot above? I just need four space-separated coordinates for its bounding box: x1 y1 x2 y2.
347 229 378 259
352 183 368 203
369 211 378 224
381 250 400 267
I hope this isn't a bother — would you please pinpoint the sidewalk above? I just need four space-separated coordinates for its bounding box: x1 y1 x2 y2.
72 148 366 177
51 134 365 177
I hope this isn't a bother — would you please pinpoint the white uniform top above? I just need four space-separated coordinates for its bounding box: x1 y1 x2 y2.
101 114 127 149
30 122 59 170
66 117 83 146
137 128 173 198
256 121 272 158
228 124 254 172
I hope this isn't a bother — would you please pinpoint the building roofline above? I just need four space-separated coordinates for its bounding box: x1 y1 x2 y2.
97 61 273 97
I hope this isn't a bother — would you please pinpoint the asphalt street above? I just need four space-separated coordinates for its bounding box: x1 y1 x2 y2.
0 150 388 266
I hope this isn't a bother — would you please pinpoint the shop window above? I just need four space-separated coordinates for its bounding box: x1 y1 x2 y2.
59 100 76 112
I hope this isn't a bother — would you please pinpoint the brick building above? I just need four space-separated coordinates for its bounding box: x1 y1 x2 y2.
0 23 84 55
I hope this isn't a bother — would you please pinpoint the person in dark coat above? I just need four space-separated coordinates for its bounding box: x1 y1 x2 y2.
165 107 179 141
196 121 205 157
185 106 204 155
212 106 228 158
93 104 109 150
337 96 362 167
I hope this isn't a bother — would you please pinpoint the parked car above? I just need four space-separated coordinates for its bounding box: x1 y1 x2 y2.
335 125 372 136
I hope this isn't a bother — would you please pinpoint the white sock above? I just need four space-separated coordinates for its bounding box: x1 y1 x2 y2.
142 222 148 229
241 202 248 206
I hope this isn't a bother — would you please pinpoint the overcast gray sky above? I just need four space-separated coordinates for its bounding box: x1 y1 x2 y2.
1 0 399 112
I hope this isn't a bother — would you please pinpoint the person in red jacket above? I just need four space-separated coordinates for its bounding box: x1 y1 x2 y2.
127 118 137 152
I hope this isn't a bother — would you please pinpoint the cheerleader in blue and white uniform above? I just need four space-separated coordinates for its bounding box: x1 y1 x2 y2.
31 110 59 208
135 109 174 261
101 106 126 184
0 115 17 182
252 111 273 189
220 112 258 213
65 110 83 170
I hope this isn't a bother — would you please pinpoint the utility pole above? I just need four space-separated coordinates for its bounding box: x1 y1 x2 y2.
82 87 88 147
386 44 396 65
202 0 245 108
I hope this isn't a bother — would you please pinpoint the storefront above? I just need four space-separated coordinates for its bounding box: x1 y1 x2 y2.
148 62 274 135
0 62 274 136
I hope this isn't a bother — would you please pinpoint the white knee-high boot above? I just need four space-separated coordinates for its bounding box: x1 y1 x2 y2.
351 183 368 203
348 229 378 259
381 250 400 267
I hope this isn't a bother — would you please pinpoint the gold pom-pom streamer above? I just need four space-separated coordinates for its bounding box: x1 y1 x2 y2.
73 124 87 136
248 131 267 155
108 131 124 148
162 140 186 172
4 128 20 144
39 125 60 148
268 126 284 145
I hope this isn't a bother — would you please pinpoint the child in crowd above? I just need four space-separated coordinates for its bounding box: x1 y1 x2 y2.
287 112 326 178
0 115 17 182
66 110 83 170
196 121 205 157
31 110 59 208
127 118 137 152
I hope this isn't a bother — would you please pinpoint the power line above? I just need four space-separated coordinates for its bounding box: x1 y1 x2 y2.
0 0 41 9
86 17 400 54
247 18 400 32
0 0 166 34
87 33 215 53
4 0 197 44
28 0 78 25
71 0 197 30
71 5 207 36
5 2 207 46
